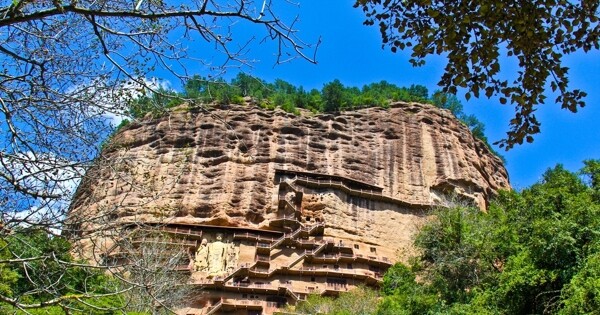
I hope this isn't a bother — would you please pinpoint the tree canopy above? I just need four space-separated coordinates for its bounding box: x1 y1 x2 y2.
354 0 599 149
377 160 600 314
0 229 126 313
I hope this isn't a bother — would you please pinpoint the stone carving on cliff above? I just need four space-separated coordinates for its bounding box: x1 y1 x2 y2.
193 233 239 277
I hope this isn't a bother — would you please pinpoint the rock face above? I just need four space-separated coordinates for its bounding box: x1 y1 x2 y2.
70 102 509 314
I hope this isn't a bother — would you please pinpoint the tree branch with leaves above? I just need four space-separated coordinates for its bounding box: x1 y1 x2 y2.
355 0 599 149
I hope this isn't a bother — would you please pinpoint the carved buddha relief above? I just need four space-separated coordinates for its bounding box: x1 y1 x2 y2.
193 233 239 277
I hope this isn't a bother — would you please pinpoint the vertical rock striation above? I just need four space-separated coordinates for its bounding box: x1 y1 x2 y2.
69 102 509 314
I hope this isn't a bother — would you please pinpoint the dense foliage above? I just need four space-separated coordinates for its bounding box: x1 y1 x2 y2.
123 74 433 117
354 0 598 149
287 285 379 315
378 161 600 314
0 227 195 314
0 230 125 314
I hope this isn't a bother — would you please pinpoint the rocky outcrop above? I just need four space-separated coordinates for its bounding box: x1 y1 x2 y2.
73 102 507 215
69 102 509 314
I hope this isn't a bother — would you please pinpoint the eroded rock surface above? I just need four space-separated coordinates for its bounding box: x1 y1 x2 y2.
70 102 509 313
72 102 509 254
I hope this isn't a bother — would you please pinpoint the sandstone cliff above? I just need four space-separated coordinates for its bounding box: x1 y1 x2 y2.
71 102 509 260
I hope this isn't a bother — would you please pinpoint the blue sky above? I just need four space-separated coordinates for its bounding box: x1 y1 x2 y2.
179 2 600 189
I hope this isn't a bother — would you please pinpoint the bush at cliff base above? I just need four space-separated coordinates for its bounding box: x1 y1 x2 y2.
377 160 600 315
0 230 127 314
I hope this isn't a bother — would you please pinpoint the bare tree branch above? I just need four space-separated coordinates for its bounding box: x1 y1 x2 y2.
0 0 318 313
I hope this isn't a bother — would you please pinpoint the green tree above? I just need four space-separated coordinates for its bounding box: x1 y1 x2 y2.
273 92 299 114
0 229 125 313
381 264 416 296
292 294 337 314
560 251 600 314
307 88 324 112
333 285 379 315
0 239 19 298
232 73 270 99
183 75 206 99
355 0 598 149
273 79 297 95
581 159 600 201
360 81 392 107
414 205 495 305
377 264 441 315
291 286 379 315
322 79 347 112
293 86 310 109
379 162 600 314
432 91 464 116
407 84 428 101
